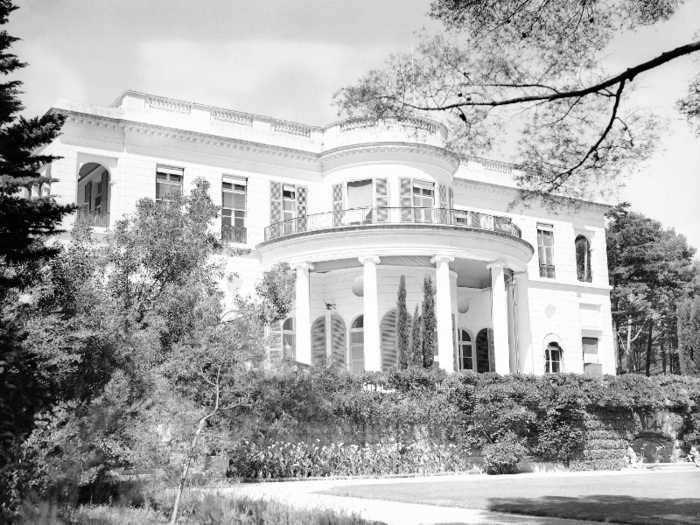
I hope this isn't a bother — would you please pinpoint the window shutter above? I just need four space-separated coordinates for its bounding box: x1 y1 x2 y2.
438 184 447 209
331 315 347 367
270 181 282 224
312 317 326 365
296 186 307 232
375 178 388 222
448 187 454 209
85 183 92 211
488 328 495 372
400 178 412 207
332 183 344 226
380 310 398 372
269 321 282 363
102 171 110 213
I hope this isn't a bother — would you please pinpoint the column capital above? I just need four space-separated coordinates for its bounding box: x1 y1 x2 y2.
292 262 314 271
431 254 455 264
486 260 507 270
358 255 381 265
513 270 529 278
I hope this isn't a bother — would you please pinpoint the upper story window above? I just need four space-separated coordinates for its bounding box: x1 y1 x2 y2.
282 184 296 221
222 177 247 243
347 179 373 209
413 180 434 208
537 224 555 278
156 166 184 202
575 235 592 282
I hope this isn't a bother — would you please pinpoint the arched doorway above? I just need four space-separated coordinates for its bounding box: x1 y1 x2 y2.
457 329 473 371
77 162 110 227
350 315 365 373
282 317 296 361
476 328 492 373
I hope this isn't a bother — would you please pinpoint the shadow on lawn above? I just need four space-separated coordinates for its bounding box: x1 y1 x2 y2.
488 495 700 525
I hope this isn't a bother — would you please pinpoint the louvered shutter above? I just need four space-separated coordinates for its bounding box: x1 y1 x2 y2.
296 186 307 232
102 171 110 213
331 315 347 367
375 178 388 222
270 181 282 224
438 184 447 208
332 183 344 226
400 178 412 207
380 310 398 371
312 317 326 365
269 321 282 363
85 183 92 211
488 328 495 373
448 187 454 210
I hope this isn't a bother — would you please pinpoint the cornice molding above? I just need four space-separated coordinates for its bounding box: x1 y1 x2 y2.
60 110 321 165
320 142 461 173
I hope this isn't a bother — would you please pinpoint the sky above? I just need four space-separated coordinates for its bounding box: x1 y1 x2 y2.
8 0 700 251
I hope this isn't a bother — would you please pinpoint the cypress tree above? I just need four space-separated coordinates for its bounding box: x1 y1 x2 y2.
410 303 422 367
421 275 436 368
397 275 410 369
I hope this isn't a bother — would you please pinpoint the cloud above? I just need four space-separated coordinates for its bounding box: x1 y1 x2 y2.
136 39 393 125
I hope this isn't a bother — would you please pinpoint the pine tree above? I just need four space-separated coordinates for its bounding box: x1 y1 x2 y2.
397 275 410 369
410 303 422 367
0 0 70 295
421 275 436 368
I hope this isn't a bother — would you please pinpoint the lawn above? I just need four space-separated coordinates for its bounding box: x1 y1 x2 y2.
321 471 700 525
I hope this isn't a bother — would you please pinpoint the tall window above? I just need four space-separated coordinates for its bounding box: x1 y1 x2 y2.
282 317 296 360
412 180 434 207
156 166 183 202
545 343 563 373
575 235 592 282
222 177 247 243
282 185 296 222
537 224 555 278
458 329 473 371
350 315 365 373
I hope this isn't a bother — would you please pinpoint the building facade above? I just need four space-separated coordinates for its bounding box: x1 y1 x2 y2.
39 90 616 376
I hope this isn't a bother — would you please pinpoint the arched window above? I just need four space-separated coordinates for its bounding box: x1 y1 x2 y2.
457 329 473 371
77 162 111 227
545 342 563 373
350 315 365 373
282 317 295 361
575 235 592 282
311 315 347 367
476 329 492 373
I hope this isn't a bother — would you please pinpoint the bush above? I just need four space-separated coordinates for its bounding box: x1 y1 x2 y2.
482 432 527 475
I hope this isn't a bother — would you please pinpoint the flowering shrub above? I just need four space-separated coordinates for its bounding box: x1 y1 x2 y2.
229 440 476 479
482 432 527 475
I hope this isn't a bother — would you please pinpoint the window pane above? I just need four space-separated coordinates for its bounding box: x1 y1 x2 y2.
222 192 236 208
157 173 167 180
169 174 182 183
233 193 246 210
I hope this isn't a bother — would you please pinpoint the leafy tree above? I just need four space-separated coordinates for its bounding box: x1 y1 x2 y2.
678 296 700 376
335 0 699 202
255 261 295 325
421 275 436 368
606 203 698 374
410 303 422 367
396 275 410 369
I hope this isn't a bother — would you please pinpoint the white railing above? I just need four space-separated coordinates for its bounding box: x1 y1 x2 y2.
273 120 312 138
147 96 191 114
211 109 254 127
264 207 521 242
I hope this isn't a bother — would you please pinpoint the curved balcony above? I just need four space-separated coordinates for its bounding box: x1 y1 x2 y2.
263 207 522 242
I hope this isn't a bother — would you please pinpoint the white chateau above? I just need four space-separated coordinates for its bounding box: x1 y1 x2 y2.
39 91 615 376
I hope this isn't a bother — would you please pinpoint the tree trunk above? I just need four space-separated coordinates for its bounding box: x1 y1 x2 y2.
627 317 633 373
645 320 654 376
661 344 667 375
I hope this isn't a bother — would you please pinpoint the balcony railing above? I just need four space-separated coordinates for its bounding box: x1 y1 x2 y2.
221 225 247 244
76 207 110 228
264 207 521 242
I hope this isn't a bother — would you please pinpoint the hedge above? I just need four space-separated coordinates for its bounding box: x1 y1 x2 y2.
223 367 700 475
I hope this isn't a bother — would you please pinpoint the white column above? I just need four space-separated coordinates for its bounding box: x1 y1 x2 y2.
514 271 535 374
294 262 314 365
432 255 455 372
487 261 510 374
359 255 381 371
